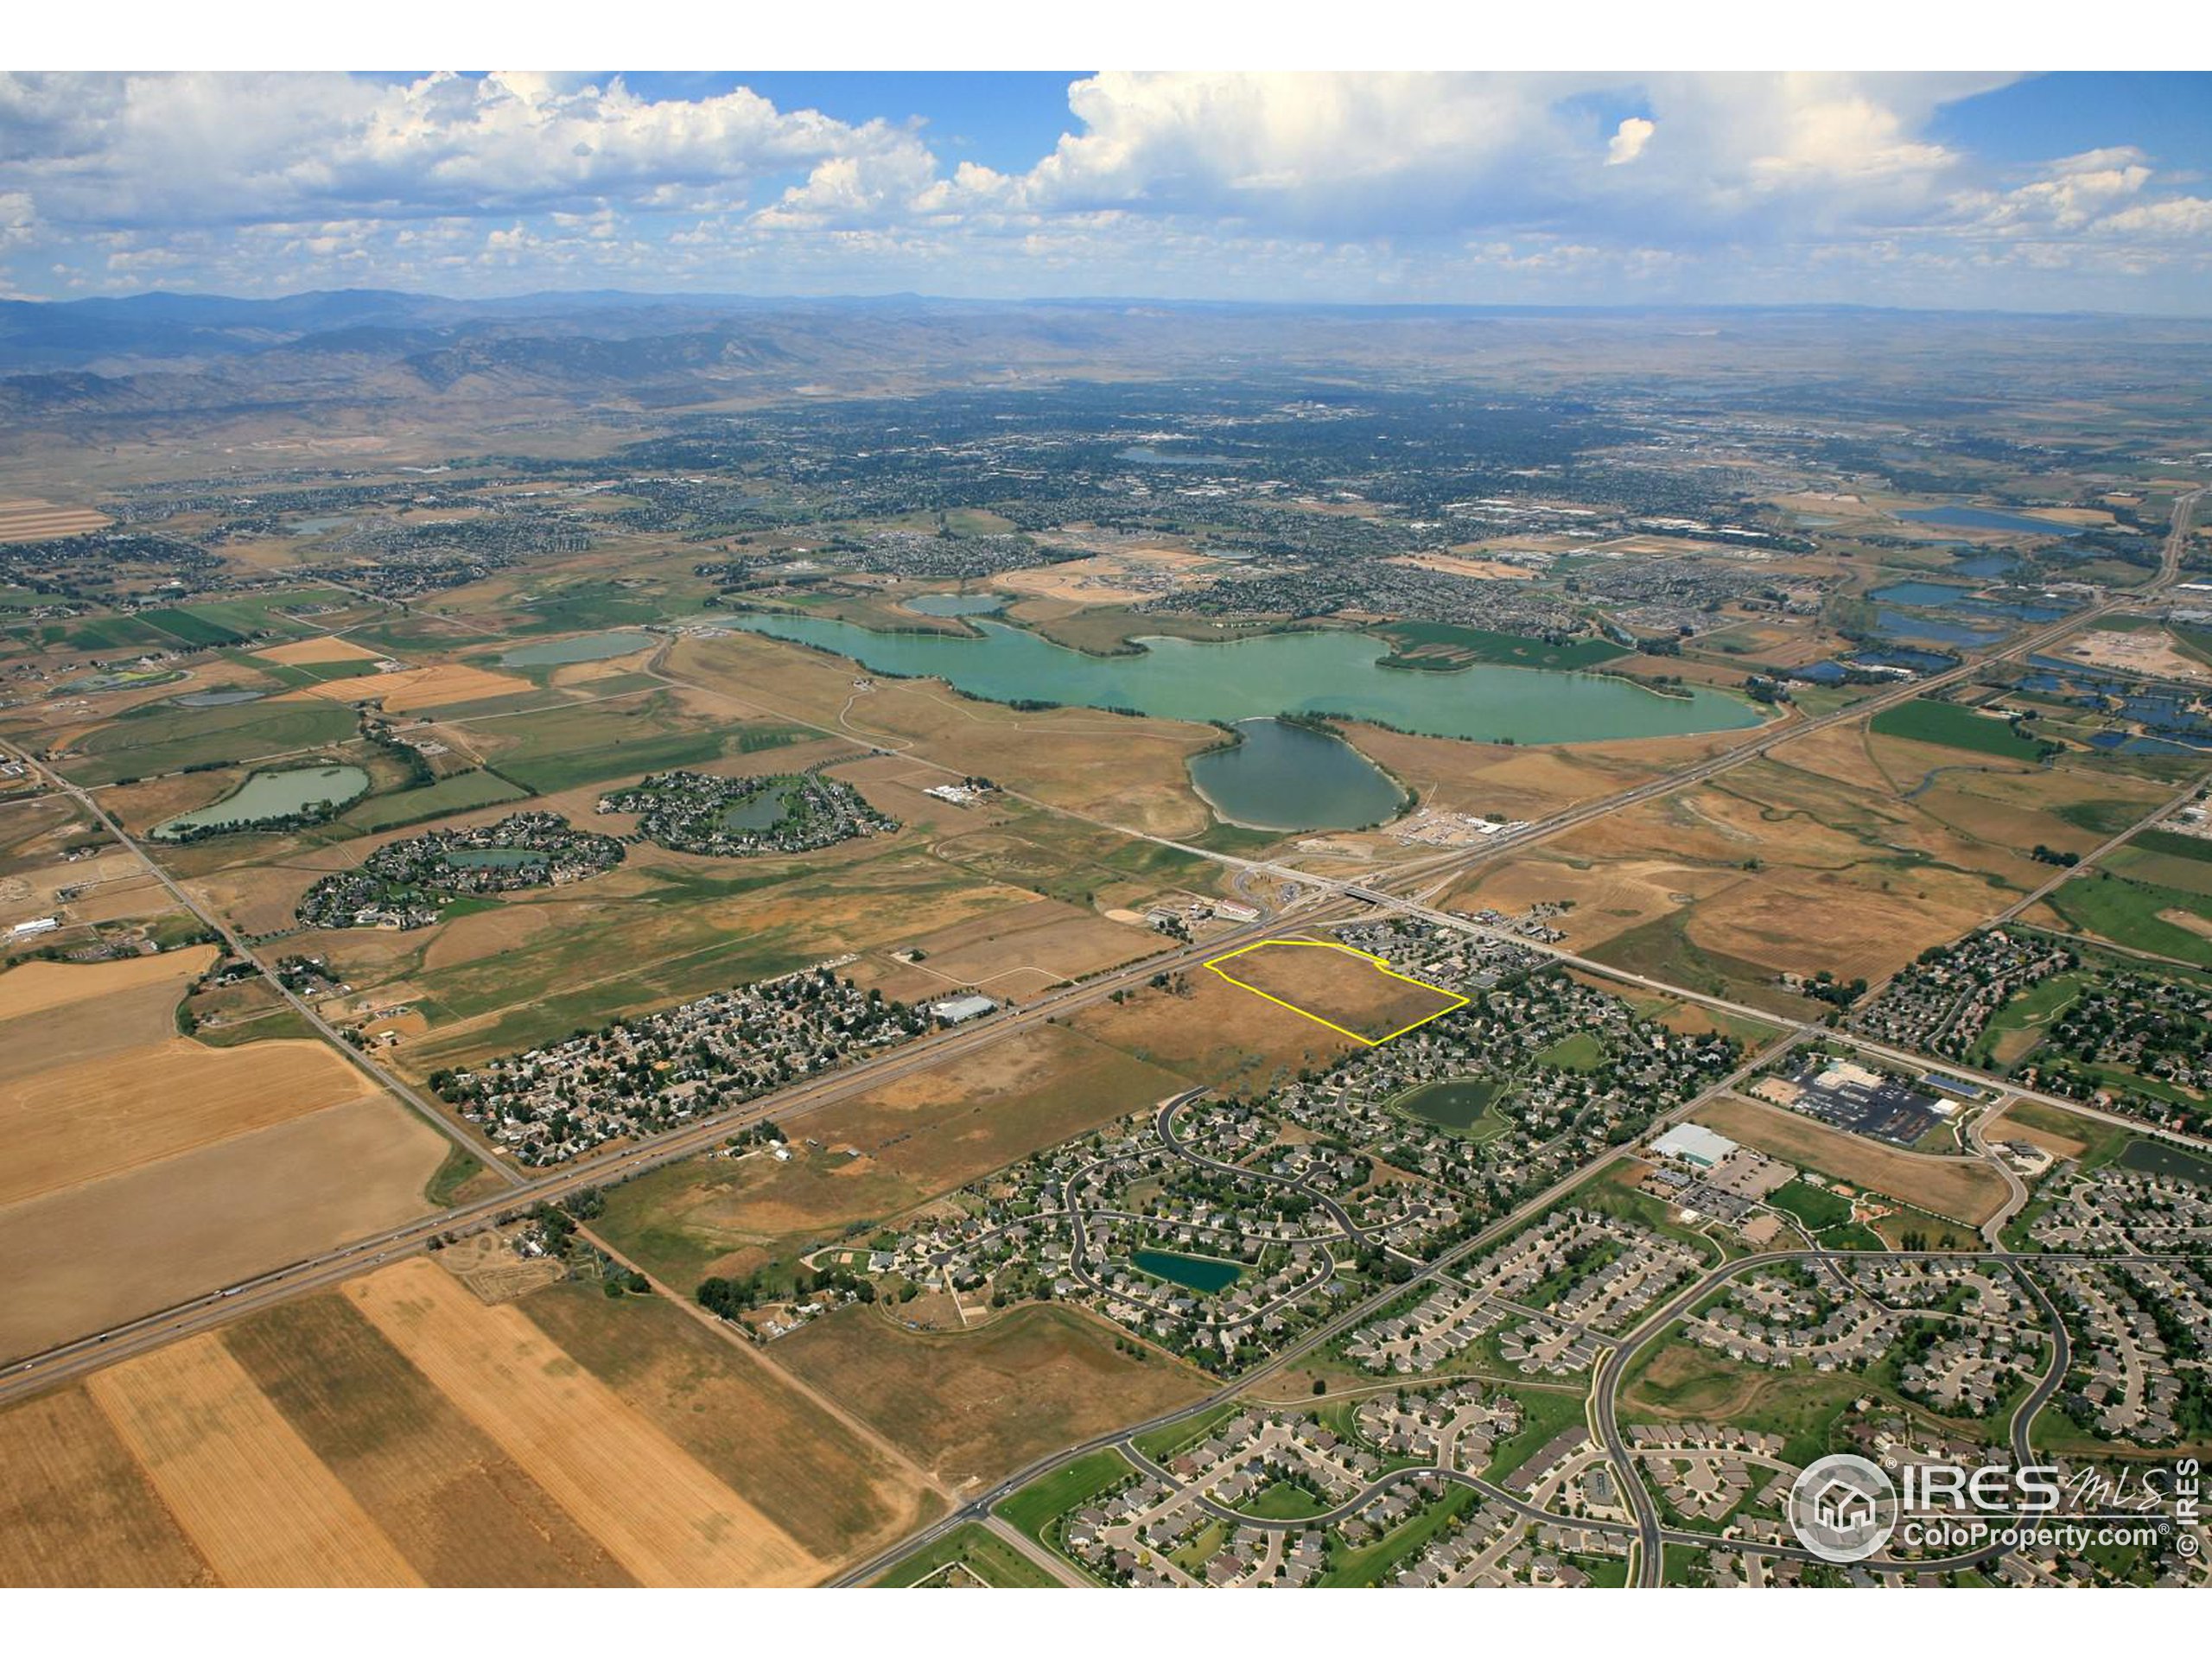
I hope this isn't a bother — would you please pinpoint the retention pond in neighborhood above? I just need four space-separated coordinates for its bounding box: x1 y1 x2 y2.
1129 1249 1246 1294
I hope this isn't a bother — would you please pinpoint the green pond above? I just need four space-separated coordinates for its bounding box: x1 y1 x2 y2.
1191 717 1405 831
2118 1138 2212 1186
1395 1077 1504 1135
728 614 1762 744
1129 1249 1245 1294
500 630 658 667
152 765 370 838
721 780 798 830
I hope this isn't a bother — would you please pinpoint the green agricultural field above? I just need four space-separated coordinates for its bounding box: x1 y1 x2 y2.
1373 620 1629 672
1870 698 2047 760
137 607 248 648
2044 870 2212 968
484 697 806 795
60 699 360 784
342 768 531 833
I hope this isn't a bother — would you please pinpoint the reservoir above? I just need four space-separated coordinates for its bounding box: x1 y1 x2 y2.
728 615 1763 745
1897 506 2085 538
1129 1249 1245 1294
174 688 265 708
500 630 657 667
1191 718 1404 831
722 779 797 830
152 764 370 838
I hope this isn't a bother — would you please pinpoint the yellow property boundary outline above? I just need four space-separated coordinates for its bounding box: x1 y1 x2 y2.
1202 938 1468 1047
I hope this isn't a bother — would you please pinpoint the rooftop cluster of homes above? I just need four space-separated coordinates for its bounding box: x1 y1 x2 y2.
1054 1387 1635 1589
594 768 896 858
1853 928 2079 1058
429 964 925 1165
296 811 624 931
2044 1254 2201 1445
1347 1209 1706 1377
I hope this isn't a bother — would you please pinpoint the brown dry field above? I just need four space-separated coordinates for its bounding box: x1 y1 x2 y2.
252 636 386 667
1207 938 1461 1042
667 631 1221 837
1986 1101 2091 1162
1332 719 1749 830
219 1292 633 1585
0 1035 381 1205
0 1096 448 1362
1389 552 1537 582
0 498 111 542
1695 1094 2009 1225
287 663 533 712
994 546 1220 605
809 1020 1196 1196
86 1335 423 1586
518 1280 938 1565
771 1301 1210 1488
884 893 1159 995
0 1257 944 1586
0 943 214 1023
350 1261 817 1586
1446 716 2126 988
1071 963 1361 1092
0 1386 214 1586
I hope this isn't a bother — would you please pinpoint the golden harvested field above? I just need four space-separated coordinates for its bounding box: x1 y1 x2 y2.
518 1281 938 1563
1207 938 1464 1044
1696 1094 2010 1225
0 1037 381 1207
349 1262 816 1586
0 1096 448 1362
1 1260 937 1586
86 1336 423 1586
288 663 533 711
1071 963 1362 1092
0 944 213 1023
0 497 111 543
772 1302 1210 1487
0 1387 214 1586
252 636 385 666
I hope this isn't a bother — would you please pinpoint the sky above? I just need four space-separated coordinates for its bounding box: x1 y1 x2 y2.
2 70 2209 313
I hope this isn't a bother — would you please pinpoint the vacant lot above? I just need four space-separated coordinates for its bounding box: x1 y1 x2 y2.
1697 1094 2010 1225
1206 938 1464 1044
1072 963 1363 1092
772 1302 1210 1487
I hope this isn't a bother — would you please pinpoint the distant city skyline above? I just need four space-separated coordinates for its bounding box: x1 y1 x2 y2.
3 71 2209 313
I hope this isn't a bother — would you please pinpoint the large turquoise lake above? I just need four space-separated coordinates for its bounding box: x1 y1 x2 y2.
730 615 1763 744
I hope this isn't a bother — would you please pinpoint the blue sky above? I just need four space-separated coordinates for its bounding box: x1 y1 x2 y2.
2 71 2208 312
